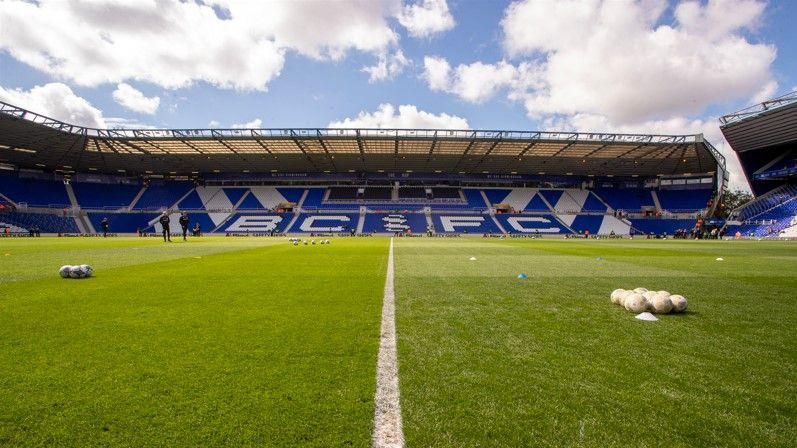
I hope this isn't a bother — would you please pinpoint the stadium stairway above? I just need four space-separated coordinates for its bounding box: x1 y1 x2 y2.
127 186 148 210
651 190 663 212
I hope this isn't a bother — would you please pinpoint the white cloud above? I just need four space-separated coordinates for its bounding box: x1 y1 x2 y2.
397 0 455 38
0 82 106 128
232 118 263 129
499 0 776 123
328 103 469 129
0 0 404 91
208 120 221 128
422 56 452 91
423 57 521 103
362 50 411 83
112 83 160 114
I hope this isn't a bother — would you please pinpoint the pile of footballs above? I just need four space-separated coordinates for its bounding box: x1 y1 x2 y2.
59 264 94 279
289 237 330 246
610 288 688 314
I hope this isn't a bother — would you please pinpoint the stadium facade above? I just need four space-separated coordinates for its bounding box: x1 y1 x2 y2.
1 100 727 237
721 91 797 237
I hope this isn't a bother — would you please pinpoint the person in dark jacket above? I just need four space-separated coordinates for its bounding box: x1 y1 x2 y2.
101 217 109 237
159 212 172 242
179 212 189 241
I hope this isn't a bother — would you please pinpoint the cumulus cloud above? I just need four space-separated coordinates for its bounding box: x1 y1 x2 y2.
423 57 523 103
500 0 776 123
0 82 106 128
397 0 455 38
0 0 404 91
362 50 411 83
328 103 469 129
112 83 160 114
232 118 263 129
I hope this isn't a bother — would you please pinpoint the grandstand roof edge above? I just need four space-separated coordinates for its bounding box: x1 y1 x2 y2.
719 91 797 127
0 100 699 145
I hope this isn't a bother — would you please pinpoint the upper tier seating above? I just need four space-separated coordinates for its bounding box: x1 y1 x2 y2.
595 188 654 211
0 173 70 207
134 181 194 210
431 187 461 199
73 182 141 209
362 188 392 200
327 187 359 200
399 187 427 199
656 188 711 212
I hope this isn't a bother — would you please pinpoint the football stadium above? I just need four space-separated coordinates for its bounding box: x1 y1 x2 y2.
1 1 796 446
1 93 796 446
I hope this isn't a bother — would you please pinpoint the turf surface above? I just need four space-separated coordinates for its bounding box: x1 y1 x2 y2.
0 237 388 447
394 238 797 447
1 237 795 447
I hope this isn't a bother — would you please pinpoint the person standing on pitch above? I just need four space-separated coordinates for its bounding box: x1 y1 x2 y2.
159 211 172 242
179 212 189 241
101 217 109 237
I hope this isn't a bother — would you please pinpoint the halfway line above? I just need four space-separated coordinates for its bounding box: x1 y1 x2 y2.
373 237 404 448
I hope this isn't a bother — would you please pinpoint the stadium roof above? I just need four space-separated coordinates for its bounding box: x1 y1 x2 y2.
1 100 725 178
720 91 797 153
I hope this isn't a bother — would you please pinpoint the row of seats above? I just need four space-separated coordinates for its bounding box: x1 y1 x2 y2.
732 184 797 221
726 189 797 237
67 211 698 236
0 173 714 215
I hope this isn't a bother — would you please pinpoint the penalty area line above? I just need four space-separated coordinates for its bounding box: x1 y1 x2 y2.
373 237 404 448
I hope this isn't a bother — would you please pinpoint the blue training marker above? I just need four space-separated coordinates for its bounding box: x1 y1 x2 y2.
517 273 528 280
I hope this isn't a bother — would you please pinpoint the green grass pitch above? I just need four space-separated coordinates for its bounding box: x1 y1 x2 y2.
1 237 795 447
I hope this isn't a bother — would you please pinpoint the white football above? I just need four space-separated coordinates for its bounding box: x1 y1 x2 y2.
80 264 93 277
670 295 688 313
610 289 626 304
69 266 84 279
657 291 671 298
624 293 647 313
633 287 648 294
651 295 673 314
59 265 72 279
293 241 298 246
620 290 635 307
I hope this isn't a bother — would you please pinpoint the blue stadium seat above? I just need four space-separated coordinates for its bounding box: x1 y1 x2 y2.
288 212 360 233
431 214 500 234
134 181 194 210
73 182 141 209
362 213 428 233
495 214 569 234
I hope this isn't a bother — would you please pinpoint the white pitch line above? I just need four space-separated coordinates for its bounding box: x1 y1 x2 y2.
373 237 404 448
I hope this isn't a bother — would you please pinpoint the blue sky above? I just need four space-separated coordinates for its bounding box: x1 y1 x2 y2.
0 0 795 188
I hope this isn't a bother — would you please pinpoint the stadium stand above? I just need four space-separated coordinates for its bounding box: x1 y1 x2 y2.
0 172 70 207
0 211 79 233
73 181 141 209
720 91 797 238
133 181 194 210
0 99 730 236
362 213 429 234
398 187 427 199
